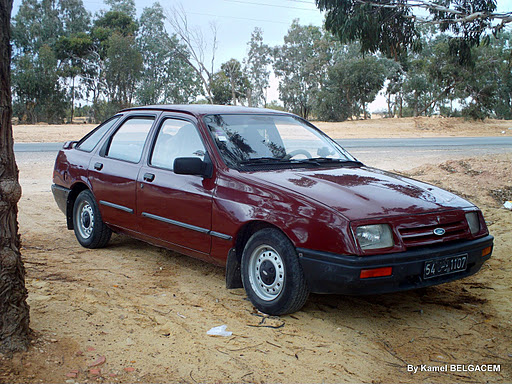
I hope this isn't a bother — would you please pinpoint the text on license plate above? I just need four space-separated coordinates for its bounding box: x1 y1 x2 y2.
424 254 468 279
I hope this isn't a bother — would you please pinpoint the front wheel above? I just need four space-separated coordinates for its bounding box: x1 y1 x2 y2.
73 189 111 248
241 228 309 315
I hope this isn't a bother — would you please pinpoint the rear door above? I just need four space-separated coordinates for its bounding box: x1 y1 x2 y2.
88 114 157 233
136 116 214 257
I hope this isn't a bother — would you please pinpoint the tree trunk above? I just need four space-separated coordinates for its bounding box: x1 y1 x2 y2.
0 0 31 353
229 76 236 106
398 92 403 118
418 85 454 117
413 90 419 117
386 93 392 117
70 76 75 124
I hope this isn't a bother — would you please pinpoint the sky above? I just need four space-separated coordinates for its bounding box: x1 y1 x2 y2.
11 0 512 109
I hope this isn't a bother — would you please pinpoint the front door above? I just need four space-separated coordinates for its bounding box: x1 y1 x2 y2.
137 116 214 256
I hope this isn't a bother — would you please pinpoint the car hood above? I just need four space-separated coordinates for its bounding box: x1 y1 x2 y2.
247 166 474 221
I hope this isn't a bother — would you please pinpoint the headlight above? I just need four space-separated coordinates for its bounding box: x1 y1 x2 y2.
465 212 480 235
356 224 394 250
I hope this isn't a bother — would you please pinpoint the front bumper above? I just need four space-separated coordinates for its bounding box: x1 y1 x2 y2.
297 235 493 295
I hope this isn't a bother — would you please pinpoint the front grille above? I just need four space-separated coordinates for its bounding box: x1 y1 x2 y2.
397 212 471 248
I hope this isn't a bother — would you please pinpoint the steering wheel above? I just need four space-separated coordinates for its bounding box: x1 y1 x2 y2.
285 149 312 160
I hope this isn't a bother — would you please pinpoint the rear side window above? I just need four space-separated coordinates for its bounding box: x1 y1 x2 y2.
77 116 120 152
106 117 155 163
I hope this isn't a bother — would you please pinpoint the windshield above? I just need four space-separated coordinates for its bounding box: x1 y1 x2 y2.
204 114 357 169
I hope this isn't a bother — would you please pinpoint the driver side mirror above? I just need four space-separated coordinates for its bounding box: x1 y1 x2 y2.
63 141 77 149
174 157 212 178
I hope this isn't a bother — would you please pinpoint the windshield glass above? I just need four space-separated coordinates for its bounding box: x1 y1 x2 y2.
204 114 356 168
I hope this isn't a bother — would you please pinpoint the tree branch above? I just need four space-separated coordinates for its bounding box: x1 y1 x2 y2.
351 0 512 25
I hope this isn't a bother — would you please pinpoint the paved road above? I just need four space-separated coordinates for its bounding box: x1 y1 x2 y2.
337 136 512 148
13 137 512 153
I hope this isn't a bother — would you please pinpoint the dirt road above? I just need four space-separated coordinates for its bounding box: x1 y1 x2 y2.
1 121 511 383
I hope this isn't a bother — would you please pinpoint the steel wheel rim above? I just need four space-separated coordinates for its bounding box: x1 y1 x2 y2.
248 245 285 301
77 200 94 239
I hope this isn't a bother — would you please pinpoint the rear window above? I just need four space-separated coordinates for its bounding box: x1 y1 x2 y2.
76 116 120 152
106 117 155 163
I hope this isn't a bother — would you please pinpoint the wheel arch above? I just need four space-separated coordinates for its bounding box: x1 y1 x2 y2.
66 182 90 230
226 220 289 289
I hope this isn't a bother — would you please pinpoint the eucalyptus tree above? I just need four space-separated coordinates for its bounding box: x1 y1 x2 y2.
317 51 391 121
244 27 272 107
104 0 136 19
11 0 90 122
91 9 141 117
210 59 250 105
166 4 218 103
137 3 200 105
210 71 232 105
55 31 94 122
315 0 512 64
273 20 332 119
221 59 249 105
493 31 512 119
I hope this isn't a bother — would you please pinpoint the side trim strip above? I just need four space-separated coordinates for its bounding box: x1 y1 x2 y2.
99 200 134 214
210 231 233 241
142 212 209 234
142 212 232 240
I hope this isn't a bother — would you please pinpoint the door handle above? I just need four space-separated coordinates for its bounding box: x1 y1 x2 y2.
94 162 103 171
143 173 155 182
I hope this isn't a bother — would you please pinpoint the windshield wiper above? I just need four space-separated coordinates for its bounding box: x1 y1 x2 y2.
240 157 292 165
303 157 364 166
239 157 363 168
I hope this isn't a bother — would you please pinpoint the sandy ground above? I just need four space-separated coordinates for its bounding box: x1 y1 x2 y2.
12 116 512 142
1 120 511 383
315 117 512 138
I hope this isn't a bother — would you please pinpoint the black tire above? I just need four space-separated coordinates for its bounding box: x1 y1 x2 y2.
241 228 309 315
73 189 111 248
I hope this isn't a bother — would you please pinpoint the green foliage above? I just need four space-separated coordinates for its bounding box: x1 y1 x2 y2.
430 0 498 44
244 28 272 107
12 46 68 123
265 101 286 112
136 3 200 105
317 54 391 121
104 33 142 106
316 0 503 65
12 0 63 53
9 0 512 124
92 10 138 62
219 59 249 105
104 0 136 18
11 0 90 122
210 71 232 105
317 0 421 61
91 100 122 123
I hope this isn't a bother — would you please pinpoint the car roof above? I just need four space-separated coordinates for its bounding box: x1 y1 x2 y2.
120 104 290 117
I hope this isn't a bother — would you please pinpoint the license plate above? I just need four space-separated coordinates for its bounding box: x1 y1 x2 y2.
424 254 467 279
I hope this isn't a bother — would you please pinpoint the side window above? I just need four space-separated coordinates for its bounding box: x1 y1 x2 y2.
150 119 205 170
77 116 120 152
106 117 154 163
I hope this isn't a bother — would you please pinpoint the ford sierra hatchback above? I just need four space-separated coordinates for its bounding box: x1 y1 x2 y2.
52 105 493 315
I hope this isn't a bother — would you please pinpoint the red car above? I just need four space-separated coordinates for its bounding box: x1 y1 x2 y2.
52 105 493 315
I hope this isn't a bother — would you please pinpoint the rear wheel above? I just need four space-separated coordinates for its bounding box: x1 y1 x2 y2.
73 190 111 248
241 228 309 315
